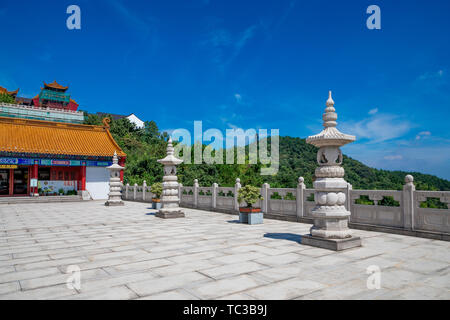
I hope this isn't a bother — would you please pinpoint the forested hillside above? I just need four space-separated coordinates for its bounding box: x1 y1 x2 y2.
84 113 450 191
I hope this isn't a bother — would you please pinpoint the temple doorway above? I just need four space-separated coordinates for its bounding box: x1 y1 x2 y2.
13 168 28 195
0 169 9 195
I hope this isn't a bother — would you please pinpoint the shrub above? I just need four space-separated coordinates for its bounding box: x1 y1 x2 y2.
284 192 296 200
151 182 163 199
238 185 263 208
270 192 282 199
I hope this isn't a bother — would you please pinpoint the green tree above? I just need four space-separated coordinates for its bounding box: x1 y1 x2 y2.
238 185 263 208
0 93 16 104
150 182 163 199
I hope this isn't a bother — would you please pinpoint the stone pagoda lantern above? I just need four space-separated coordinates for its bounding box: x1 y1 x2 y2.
301 91 361 251
105 151 125 206
156 137 185 219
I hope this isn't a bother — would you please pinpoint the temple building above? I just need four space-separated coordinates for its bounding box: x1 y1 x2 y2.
0 117 126 199
0 81 85 124
32 81 79 111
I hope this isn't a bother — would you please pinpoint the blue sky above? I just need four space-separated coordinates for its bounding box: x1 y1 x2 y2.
1 0 449 179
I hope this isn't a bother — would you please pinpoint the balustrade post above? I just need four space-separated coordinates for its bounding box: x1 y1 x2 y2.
178 183 182 205
262 183 270 213
234 178 241 212
296 177 305 220
125 183 129 199
142 180 147 201
194 179 199 208
346 183 353 222
403 175 415 230
133 183 137 200
212 183 218 209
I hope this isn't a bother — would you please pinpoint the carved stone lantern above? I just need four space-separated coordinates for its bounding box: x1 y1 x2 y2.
301 91 361 250
105 151 124 206
156 137 185 219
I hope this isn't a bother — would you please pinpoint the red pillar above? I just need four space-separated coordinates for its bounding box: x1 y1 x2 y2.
119 157 125 182
81 165 86 191
33 163 38 196
9 168 13 196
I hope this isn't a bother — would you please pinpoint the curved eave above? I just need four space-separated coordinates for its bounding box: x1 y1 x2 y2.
306 128 355 147
104 128 126 158
157 156 183 165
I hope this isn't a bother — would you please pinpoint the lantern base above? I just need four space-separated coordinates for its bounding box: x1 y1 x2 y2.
301 234 361 251
156 209 185 219
105 200 124 206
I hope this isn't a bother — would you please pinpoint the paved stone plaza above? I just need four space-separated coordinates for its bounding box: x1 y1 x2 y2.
0 201 448 300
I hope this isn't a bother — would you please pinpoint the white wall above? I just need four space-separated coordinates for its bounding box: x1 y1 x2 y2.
127 114 144 129
86 167 109 200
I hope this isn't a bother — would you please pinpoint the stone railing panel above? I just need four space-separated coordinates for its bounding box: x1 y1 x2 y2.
180 187 195 206
350 190 403 228
268 188 296 216
197 187 213 209
216 187 235 210
414 191 450 234
304 189 315 218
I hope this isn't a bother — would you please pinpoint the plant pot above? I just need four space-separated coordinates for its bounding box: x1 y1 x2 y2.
239 207 261 213
239 207 263 225
152 199 162 210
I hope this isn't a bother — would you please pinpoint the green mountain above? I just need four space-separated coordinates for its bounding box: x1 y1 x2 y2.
84 113 450 192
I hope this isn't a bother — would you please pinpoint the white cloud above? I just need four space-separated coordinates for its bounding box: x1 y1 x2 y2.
234 25 257 56
384 155 403 160
418 69 445 81
203 24 258 69
415 131 431 140
344 142 450 180
341 114 412 143
368 108 378 115
234 93 242 103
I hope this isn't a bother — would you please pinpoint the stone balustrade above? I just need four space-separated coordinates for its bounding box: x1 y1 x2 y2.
122 175 450 240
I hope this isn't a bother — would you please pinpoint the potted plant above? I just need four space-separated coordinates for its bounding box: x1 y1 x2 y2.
237 185 264 224
151 182 163 209
58 188 65 196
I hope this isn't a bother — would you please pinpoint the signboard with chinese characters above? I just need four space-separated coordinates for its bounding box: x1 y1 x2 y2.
0 165 18 169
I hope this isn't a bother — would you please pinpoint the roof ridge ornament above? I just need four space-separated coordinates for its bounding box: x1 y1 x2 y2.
102 117 111 129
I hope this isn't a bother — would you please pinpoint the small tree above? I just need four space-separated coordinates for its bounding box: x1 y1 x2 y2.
238 185 263 208
151 182 163 199
0 93 16 104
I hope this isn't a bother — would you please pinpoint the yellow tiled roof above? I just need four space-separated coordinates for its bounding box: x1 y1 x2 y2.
0 86 19 96
0 117 126 158
44 80 68 91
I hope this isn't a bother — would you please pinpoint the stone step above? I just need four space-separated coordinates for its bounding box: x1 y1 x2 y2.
0 195 83 204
